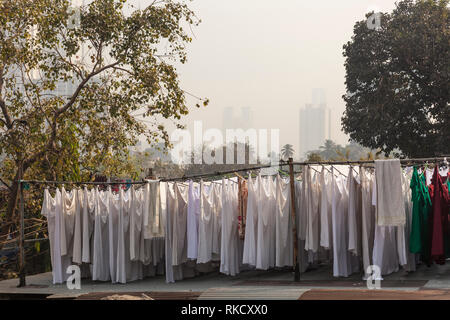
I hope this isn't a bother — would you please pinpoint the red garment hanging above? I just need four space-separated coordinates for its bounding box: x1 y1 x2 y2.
429 167 450 264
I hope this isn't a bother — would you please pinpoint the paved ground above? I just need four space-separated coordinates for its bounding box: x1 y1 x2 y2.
1 263 449 299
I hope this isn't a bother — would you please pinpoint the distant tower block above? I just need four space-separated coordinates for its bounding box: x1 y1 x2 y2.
299 89 331 159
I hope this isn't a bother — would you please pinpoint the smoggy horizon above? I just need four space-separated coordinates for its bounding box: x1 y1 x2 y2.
131 0 400 158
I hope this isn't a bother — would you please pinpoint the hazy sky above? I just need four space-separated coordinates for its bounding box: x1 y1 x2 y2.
132 0 399 156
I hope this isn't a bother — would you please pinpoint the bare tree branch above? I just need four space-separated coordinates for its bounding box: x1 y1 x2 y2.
55 61 120 117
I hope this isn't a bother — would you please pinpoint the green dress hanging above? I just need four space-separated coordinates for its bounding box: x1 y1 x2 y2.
410 167 422 253
409 167 432 265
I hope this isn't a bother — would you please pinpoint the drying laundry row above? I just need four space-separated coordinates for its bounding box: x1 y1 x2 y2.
295 160 449 279
41 181 165 284
41 159 449 284
41 176 295 284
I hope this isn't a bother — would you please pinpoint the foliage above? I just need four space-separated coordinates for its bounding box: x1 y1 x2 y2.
342 0 449 157
0 0 206 224
306 152 323 162
306 139 384 162
281 144 294 161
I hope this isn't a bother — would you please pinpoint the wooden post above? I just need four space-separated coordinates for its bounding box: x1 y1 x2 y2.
288 158 300 281
17 180 26 287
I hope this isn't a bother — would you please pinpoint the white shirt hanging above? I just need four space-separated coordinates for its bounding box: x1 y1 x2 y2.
256 175 276 270
170 183 188 266
220 178 240 276
371 174 400 277
92 187 110 281
242 175 258 266
396 169 416 272
212 182 222 257
305 168 320 253
319 168 333 250
81 187 95 264
72 189 83 265
275 174 293 268
331 173 358 277
360 168 376 279
42 188 69 284
197 181 215 264
347 167 362 256
130 187 143 262
143 180 163 239
187 180 200 259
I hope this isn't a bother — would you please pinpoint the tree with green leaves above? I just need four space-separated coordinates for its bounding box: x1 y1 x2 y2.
281 144 294 160
318 139 339 159
342 0 449 158
306 152 323 163
0 0 207 226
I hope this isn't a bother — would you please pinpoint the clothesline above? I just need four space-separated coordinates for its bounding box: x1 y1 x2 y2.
159 163 278 182
292 156 449 166
18 180 149 185
17 156 449 186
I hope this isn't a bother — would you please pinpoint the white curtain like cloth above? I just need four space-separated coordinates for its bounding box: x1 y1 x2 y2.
374 159 406 226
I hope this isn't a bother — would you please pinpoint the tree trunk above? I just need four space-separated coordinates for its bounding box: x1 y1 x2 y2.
2 165 23 236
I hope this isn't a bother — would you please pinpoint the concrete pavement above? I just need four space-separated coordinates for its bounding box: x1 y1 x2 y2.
0 263 449 299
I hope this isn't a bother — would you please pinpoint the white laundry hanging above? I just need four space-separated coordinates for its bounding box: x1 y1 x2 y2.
294 179 310 273
164 182 196 283
371 175 400 277
242 175 258 267
143 180 164 240
331 172 359 277
212 182 222 257
130 187 143 262
92 187 110 282
197 181 216 264
396 169 416 272
43 183 166 285
81 187 95 264
347 167 362 257
298 166 308 241
305 167 320 253
256 175 276 270
72 189 83 265
374 159 406 226
42 160 427 285
275 174 293 268
319 168 333 250
187 180 200 259
360 167 376 279
41 188 70 284
220 178 240 276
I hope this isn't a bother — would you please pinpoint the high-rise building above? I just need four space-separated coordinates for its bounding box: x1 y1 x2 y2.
299 89 331 159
